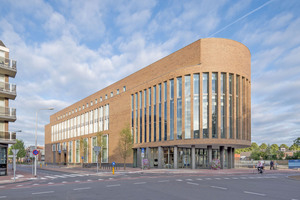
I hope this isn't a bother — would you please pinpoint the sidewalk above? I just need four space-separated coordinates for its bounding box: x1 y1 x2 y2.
0 167 34 185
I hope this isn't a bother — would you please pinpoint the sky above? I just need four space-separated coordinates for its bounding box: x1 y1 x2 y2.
0 0 299 147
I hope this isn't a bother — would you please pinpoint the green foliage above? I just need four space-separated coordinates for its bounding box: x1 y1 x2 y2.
95 131 106 168
270 144 279 152
294 137 300 146
290 144 300 151
279 144 289 150
80 137 88 163
251 142 259 150
259 143 267 150
118 124 133 170
9 139 26 160
250 150 261 160
286 151 300 160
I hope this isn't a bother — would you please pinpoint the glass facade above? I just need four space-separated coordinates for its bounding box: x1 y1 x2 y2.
164 82 167 141
92 137 97 163
236 76 239 139
184 75 191 139
221 73 226 138
202 73 208 138
131 95 134 141
149 88 152 142
144 90 147 143
170 79 174 140
177 77 182 139
193 74 200 138
135 93 138 143
212 73 218 138
139 91 142 143
76 140 80 163
153 86 157 142
68 141 73 163
158 84 162 141
229 74 233 139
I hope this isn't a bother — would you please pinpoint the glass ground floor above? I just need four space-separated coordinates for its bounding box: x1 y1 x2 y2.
133 145 235 169
0 144 8 176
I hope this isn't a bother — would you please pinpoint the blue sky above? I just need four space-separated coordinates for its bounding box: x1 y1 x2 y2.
0 0 299 147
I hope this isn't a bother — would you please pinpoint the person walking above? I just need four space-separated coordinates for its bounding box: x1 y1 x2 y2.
270 160 274 170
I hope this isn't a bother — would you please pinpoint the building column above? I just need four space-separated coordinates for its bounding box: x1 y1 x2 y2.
220 146 225 169
174 146 178 169
232 148 235 169
158 146 163 168
207 145 212 168
137 148 141 168
192 146 195 169
227 147 232 169
146 147 150 160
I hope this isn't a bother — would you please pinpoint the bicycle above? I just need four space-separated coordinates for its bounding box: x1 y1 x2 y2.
257 166 264 174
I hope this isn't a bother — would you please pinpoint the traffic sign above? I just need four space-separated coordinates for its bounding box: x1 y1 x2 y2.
32 149 39 155
58 150 61 154
12 149 19 155
141 152 144 158
112 162 115 166
141 148 145 153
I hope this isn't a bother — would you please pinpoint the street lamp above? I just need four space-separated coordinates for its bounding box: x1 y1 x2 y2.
34 107 54 177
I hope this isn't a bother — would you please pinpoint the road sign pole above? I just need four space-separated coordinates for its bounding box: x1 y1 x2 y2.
13 153 15 182
96 155 98 173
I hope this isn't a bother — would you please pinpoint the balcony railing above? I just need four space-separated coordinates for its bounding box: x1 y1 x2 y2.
0 57 17 77
0 107 16 121
0 131 16 143
0 82 16 99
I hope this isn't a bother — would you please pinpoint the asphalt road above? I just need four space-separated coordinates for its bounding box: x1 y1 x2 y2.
1 168 299 200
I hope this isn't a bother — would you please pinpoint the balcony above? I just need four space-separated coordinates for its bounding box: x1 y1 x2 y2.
0 131 16 144
0 57 17 78
0 82 16 99
0 107 16 122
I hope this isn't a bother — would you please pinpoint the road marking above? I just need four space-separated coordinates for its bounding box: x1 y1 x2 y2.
45 176 56 179
40 177 46 180
0 196 6 199
33 183 39 186
158 180 169 183
196 178 203 180
210 186 227 190
205 178 212 180
176 179 183 181
106 184 120 187
232 177 238 179
48 184 64 187
17 185 23 187
98 179 103 181
244 191 266 196
12 187 31 189
134 182 146 184
32 191 54 195
187 182 199 186
223 178 230 180
75 180 80 182
73 187 91 191
186 179 193 181
109 178 113 180
62 181 67 183
87 179 92 182
240 177 247 179
214 178 221 180
48 182 54 184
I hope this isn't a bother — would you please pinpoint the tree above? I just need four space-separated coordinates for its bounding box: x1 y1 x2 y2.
95 132 106 169
270 144 279 152
259 143 267 150
251 142 259 150
294 137 300 146
80 137 88 166
9 139 26 162
279 144 289 150
118 124 133 170
290 144 300 151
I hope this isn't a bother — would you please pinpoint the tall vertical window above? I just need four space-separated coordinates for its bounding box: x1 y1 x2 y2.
153 86 157 142
158 84 162 141
99 107 103 131
101 135 108 163
76 140 80 163
135 93 138 143
193 74 200 138
229 74 233 139
164 81 167 141
68 141 73 163
148 88 151 142
94 109 98 133
144 90 147 143
170 79 174 140
92 137 97 163
212 73 218 138
185 75 191 139
139 91 142 143
202 73 209 138
84 138 88 163
177 77 182 139
236 76 239 139
221 73 226 138
131 95 134 142
89 111 93 134
242 77 244 140
85 112 88 135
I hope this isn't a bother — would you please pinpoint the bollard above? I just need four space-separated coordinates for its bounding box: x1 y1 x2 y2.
40 163 42 168
112 166 115 175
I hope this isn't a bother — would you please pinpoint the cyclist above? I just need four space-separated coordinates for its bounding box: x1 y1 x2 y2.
257 161 264 173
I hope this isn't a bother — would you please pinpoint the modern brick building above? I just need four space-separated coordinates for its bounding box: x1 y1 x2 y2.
45 38 251 169
0 40 17 175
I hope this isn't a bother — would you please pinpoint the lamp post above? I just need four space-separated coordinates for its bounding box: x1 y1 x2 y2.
34 108 54 177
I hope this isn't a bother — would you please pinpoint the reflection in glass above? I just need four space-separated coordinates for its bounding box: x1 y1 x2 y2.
185 75 191 139
212 73 217 138
177 77 182 139
144 90 147 143
164 82 167 141
229 74 233 139
203 73 209 138
135 93 138 143
221 73 226 138
154 86 157 142
170 79 174 140
193 74 200 138
149 88 152 142
159 84 162 141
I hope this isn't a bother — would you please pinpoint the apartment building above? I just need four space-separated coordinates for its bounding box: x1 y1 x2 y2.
0 40 17 176
45 38 251 169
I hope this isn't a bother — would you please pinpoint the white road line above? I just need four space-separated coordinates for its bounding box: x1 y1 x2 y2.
75 180 80 182
187 182 199 186
232 177 238 179
33 183 39 186
62 181 67 183
134 182 146 184
106 184 120 187
205 178 212 180
210 186 227 190
32 191 54 195
240 177 247 179
0 196 6 199
214 178 221 180
158 180 169 183
109 178 113 180
40 177 46 180
73 187 91 191
224 178 230 180
48 182 54 185
45 176 56 179
186 179 193 181
98 179 103 180
17 185 23 187
176 179 183 181
291 199 299 200
244 191 266 196
196 178 203 180
87 179 92 182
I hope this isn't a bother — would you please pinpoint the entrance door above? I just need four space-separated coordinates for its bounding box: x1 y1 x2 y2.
64 153 67 165
133 149 137 168
0 146 7 176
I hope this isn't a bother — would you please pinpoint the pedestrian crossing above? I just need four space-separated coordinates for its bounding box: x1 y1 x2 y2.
36 173 92 180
